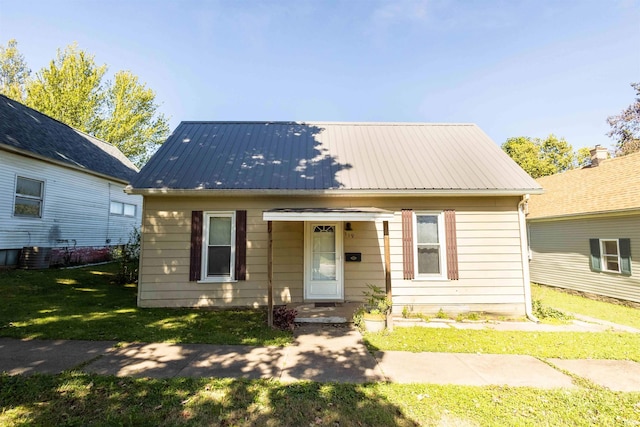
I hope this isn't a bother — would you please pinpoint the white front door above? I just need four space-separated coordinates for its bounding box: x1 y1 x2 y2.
304 222 343 301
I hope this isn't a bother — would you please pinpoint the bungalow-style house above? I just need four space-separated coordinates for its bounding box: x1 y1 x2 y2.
127 121 542 318
527 147 639 303
0 94 142 268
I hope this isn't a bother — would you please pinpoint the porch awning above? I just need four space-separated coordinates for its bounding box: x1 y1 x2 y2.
262 207 395 222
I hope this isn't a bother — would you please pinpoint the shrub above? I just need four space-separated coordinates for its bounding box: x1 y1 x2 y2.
273 305 298 331
115 227 140 285
532 299 574 321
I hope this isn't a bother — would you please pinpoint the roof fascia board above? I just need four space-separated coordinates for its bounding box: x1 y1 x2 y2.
0 143 130 185
125 187 542 197
262 211 395 222
527 208 640 222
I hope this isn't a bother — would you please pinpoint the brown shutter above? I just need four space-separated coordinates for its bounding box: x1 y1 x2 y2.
444 209 459 280
189 211 203 281
235 210 247 281
401 209 414 280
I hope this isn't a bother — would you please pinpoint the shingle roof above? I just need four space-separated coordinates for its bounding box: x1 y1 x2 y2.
528 151 640 219
130 121 541 194
0 95 138 183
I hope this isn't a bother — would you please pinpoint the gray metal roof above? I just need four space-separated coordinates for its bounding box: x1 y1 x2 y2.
131 121 541 193
0 95 138 183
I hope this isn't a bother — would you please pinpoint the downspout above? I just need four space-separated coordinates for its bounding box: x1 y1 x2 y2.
518 194 539 323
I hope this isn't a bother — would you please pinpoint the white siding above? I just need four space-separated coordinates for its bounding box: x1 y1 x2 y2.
138 196 527 316
529 214 640 303
0 151 142 250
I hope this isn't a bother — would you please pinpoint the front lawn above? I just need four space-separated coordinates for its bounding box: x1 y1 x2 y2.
364 328 640 361
532 283 640 329
0 264 291 346
1 372 638 426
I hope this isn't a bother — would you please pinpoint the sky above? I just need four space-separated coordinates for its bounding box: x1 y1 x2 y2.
1 0 639 150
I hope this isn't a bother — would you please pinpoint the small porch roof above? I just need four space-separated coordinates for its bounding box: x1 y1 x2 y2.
262 207 395 222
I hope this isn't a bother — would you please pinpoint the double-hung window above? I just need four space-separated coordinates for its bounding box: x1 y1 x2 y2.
202 212 236 281
413 212 447 279
601 239 621 273
590 238 632 276
14 176 44 218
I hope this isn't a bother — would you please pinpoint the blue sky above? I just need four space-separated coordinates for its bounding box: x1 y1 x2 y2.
1 0 638 150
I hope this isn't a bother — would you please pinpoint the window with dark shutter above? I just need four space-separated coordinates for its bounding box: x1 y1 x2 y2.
401 209 414 280
444 209 459 280
589 238 601 272
189 211 203 281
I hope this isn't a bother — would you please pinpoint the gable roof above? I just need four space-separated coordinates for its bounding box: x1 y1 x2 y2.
130 121 541 195
528 151 640 220
0 94 138 183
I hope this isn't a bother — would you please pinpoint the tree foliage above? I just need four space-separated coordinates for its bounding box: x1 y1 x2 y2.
502 134 576 178
26 44 106 133
0 39 30 102
1 40 168 167
607 82 640 156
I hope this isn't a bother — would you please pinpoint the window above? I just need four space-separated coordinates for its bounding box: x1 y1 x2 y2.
590 238 632 276
110 201 136 217
413 212 447 278
14 176 44 218
601 239 620 273
202 212 236 280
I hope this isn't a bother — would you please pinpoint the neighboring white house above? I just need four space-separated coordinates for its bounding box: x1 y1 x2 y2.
0 95 142 268
527 147 639 303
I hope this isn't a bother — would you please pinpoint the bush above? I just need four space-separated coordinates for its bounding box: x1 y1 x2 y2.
115 227 140 285
532 299 574 321
273 305 298 331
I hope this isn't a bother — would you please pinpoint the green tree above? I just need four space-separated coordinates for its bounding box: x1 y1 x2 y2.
501 135 575 178
25 43 106 133
607 82 640 156
0 39 30 101
575 147 592 168
22 42 168 167
94 71 170 165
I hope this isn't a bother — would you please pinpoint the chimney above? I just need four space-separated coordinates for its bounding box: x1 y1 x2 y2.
589 145 608 167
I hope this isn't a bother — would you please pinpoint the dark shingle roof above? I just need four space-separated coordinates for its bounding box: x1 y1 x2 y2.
0 95 138 182
131 121 542 193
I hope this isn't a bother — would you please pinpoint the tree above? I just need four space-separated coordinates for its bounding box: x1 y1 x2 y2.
25 43 106 133
0 39 30 101
607 82 640 156
501 135 575 178
575 147 592 168
94 71 170 165
21 42 168 167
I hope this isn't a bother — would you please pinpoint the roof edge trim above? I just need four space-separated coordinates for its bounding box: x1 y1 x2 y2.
527 207 640 222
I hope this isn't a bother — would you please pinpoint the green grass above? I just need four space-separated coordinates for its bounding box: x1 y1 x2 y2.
364 328 640 361
0 263 291 346
532 283 640 329
1 372 638 426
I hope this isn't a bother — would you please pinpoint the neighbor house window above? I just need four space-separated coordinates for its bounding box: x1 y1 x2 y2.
110 201 136 217
202 212 236 281
590 238 632 276
413 212 447 278
14 176 44 218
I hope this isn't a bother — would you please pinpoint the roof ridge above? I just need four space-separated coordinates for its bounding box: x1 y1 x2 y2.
179 120 477 126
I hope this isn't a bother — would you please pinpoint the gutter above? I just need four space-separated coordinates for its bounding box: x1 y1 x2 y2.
518 194 539 323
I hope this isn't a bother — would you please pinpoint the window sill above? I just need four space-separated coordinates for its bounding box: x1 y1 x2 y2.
411 277 448 282
197 278 238 284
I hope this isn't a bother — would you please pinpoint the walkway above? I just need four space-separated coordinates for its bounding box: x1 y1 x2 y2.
1 322 639 391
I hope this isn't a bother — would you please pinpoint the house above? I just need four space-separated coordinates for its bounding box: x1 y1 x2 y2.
527 146 639 303
0 94 142 268
126 121 542 319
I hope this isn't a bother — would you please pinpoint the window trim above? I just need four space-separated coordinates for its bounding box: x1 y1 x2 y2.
413 211 448 280
600 238 621 274
199 211 237 283
13 176 45 219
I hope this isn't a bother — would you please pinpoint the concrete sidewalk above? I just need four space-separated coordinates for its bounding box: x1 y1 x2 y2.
1 324 639 391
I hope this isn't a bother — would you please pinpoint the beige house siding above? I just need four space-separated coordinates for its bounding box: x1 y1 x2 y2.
138 195 527 315
529 214 640 303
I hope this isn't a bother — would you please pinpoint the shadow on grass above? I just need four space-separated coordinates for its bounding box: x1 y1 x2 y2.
0 373 418 426
0 264 291 346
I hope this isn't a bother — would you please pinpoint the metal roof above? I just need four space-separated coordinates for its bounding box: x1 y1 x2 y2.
0 95 138 183
528 151 640 219
130 121 541 194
